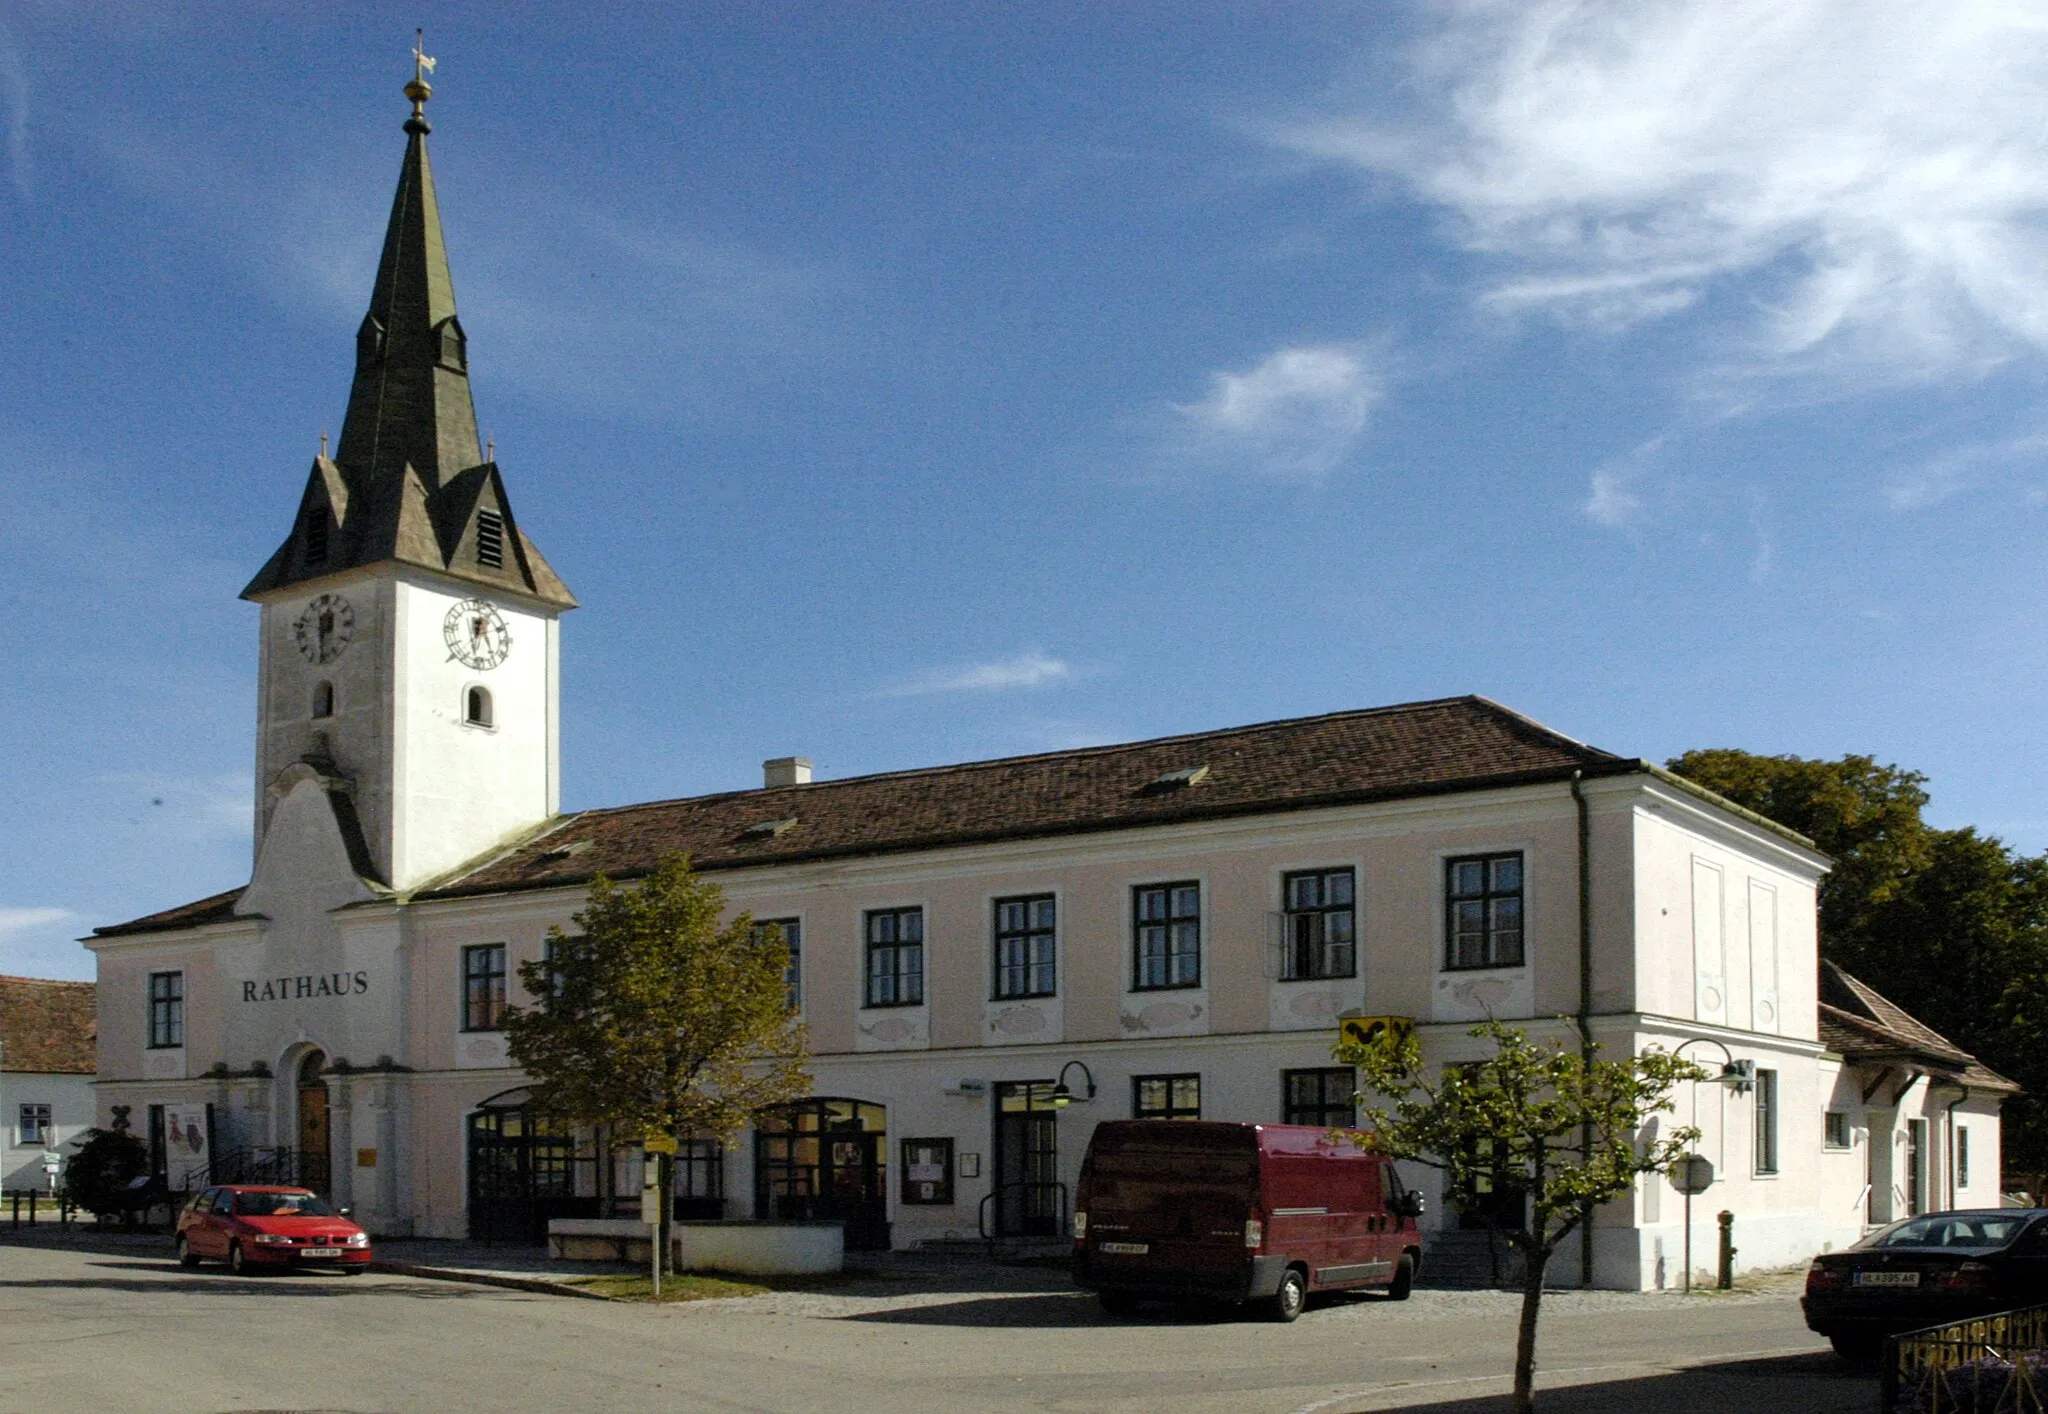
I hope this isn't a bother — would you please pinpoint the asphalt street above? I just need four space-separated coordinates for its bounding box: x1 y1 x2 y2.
0 1234 1879 1414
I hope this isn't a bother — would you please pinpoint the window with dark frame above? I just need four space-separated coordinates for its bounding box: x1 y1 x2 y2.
1282 868 1357 980
1754 1068 1779 1174
1823 1111 1850 1150
1445 853 1525 970
993 895 1056 999
1133 1073 1202 1120
864 907 924 1007
464 686 493 727
1282 1068 1358 1128
1132 882 1201 990
475 509 505 569
19 1103 50 1146
673 1138 724 1202
462 943 508 1032
147 971 184 1049
755 918 802 1011
1958 1127 1970 1188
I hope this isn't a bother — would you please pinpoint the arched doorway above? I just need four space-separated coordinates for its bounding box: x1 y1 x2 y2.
466 1088 584 1244
754 1098 889 1250
296 1050 333 1194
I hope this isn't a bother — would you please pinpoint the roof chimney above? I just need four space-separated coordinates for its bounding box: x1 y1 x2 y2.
763 757 812 789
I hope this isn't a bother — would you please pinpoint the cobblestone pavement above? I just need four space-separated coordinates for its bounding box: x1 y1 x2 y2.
0 1229 1875 1414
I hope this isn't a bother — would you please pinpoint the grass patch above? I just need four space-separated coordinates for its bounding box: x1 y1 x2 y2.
566 1272 769 1303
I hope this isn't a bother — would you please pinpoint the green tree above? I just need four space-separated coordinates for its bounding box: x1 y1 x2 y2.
504 854 811 1229
65 1105 150 1221
1341 1022 1708 1414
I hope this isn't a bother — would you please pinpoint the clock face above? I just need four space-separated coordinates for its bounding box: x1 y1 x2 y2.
292 594 355 665
445 598 512 670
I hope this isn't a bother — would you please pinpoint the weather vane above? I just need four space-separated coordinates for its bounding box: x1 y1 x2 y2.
405 29 437 129
413 30 437 86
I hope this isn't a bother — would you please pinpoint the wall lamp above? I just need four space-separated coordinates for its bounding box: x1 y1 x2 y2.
1051 1061 1097 1108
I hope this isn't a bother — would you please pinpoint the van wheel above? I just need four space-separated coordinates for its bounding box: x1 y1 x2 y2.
1267 1268 1308 1323
1098 1291 1139 1316
1386 1255 1415 1301
176 1235 200 1269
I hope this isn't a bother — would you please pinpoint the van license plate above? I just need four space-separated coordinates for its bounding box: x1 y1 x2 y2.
1098 1242 1149 1255
1854 1271 1919 1287
301 1248 345 1258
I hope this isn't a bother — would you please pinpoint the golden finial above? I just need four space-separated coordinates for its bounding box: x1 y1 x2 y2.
405 30 437 131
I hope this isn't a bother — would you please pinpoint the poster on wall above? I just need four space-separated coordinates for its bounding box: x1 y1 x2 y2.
162 1103 212 1189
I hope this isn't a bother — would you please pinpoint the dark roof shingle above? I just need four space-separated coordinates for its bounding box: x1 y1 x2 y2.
0 975 97 1074
1820 961 2018 1094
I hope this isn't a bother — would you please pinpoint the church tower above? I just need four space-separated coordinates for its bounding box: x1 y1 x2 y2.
240 67 576 894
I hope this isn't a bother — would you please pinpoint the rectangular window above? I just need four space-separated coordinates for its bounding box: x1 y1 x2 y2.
1282 1068 1357 1128
993 895 1057 999
1823 1111 1851 1150
673 1138 724 1202
1957 1127 1970 1189
475 509 505 569
1132 882 1201 990
462 944 508 1032
1445 853 1525 970
18 1103 51 1146
1134 1073 1202 1120
147 971 184 1049
864 907 924 1007
1754 1068 1779 1174
754 918 802 1011
1282 868 1357 980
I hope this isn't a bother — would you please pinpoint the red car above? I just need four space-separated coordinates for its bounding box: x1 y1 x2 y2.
175 1185 373 1275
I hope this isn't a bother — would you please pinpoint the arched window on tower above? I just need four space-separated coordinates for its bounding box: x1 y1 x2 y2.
311 681 335 720
465 686 493 729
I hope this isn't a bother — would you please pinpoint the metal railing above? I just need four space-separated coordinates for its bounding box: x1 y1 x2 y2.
4 1189 79 1229
977 1181 1069 1259
1884 1303 2048 1413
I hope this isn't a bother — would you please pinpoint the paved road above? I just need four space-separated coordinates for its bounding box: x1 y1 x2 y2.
1 1234 1877 1414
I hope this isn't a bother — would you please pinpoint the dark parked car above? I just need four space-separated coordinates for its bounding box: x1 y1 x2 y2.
1803 1208 2048 1358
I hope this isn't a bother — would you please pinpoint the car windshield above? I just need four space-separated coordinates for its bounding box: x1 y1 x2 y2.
234 1191 334 1217
1860 1214 2027 1249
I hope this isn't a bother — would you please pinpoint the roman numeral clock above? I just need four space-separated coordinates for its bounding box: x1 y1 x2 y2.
445 597 511 669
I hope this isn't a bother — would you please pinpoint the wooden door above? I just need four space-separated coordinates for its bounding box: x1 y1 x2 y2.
298 1080 332 1194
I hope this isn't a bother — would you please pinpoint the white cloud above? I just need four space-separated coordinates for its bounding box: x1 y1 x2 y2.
1885 433 2048 510
1273 1 2048 388
0 907 76 940
1583 436 1664 526
879 651 1077 698
1162 344 1382 478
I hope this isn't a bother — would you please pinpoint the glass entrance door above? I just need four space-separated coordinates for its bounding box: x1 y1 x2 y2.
993 1082 1060 1237
754 1099 890 1250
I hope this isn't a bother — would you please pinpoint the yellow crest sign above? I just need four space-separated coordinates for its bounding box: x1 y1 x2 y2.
1338 1015 1416 1053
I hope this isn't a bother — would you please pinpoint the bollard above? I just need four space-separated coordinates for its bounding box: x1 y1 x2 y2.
1716 1210 1735 1290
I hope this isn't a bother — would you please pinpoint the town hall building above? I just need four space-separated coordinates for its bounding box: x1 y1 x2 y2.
87 73 2012 1288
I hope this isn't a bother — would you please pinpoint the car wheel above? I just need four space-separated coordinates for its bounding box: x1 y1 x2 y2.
1097 1290 1138 1316
176 1235 201 1269
228 1242 251 1276
1829 1332 1882 1364
1267 1268 1308 1323
1386 1254 1415 1301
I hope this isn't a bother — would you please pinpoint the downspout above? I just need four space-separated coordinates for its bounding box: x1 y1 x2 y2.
1573 770 1595 1287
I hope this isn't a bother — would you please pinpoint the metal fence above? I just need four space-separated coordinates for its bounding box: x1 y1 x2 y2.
1885 1304 2048 1414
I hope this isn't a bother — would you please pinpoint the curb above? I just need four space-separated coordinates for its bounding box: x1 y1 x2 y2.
369 1258 620 1301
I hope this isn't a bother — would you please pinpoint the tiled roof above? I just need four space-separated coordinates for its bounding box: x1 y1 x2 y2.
95 695 1643 932
0 975 97 1074
1819 961 2018 1095
426 695 1636 900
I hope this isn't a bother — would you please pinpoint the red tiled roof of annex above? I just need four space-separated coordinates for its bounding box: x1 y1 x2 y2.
0 975 97 1074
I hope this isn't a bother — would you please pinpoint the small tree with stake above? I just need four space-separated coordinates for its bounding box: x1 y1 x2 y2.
504 853 810 1285
1339 1021 1709 1414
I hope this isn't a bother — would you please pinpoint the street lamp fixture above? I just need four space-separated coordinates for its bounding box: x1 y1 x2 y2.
1050 1061 1097 1108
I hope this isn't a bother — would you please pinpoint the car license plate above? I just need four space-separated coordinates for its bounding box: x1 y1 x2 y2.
301 1247 345 1258
1854 1270 1920 1287
1098 1241 1149 1255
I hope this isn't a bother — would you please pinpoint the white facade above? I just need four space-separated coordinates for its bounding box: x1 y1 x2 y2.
1 1070 94 1194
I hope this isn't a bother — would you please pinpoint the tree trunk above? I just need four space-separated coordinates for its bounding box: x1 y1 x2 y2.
1512 1244 1552 1414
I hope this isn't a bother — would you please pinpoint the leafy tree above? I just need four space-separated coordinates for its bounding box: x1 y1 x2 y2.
1341 1022 1708 1414
504 853 811 1232
65 1105 150 1220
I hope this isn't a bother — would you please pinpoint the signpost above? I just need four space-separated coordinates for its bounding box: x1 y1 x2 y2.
642 1134 677 1297
1671 1153 1715 1294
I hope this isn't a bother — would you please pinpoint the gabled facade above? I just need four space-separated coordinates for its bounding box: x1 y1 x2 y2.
1 975 97 1192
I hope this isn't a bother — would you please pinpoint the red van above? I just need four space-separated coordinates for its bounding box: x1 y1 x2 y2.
1074 1120 1425 1321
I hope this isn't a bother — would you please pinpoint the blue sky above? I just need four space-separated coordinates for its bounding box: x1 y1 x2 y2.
7 2 2048 981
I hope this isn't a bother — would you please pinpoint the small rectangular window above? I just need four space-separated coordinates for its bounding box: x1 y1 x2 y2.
993 895 1056 999
1445 853 1524 970
1282 1068 1357 1128
1132 882 1201 990
1823 1111 1851 1150
304 511 328 566
18 1104 51 1146
1957 1127 1970 1189
1754 1068 1779 1174
462 944 508 1032
672 1137 725 1213
147 971 184 1049
1134 1073 1201 1120
754 918 802 1011
864 908 924 1007
475 509 505 569
1282 868 1357 980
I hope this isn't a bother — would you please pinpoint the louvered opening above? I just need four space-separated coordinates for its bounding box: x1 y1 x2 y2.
476 509 505 569
305 510 329 566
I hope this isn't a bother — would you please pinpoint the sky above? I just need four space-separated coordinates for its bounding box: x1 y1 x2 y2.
7 1 2048 981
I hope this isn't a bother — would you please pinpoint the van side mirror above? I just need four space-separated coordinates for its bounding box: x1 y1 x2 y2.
1390 1190 1426 1218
